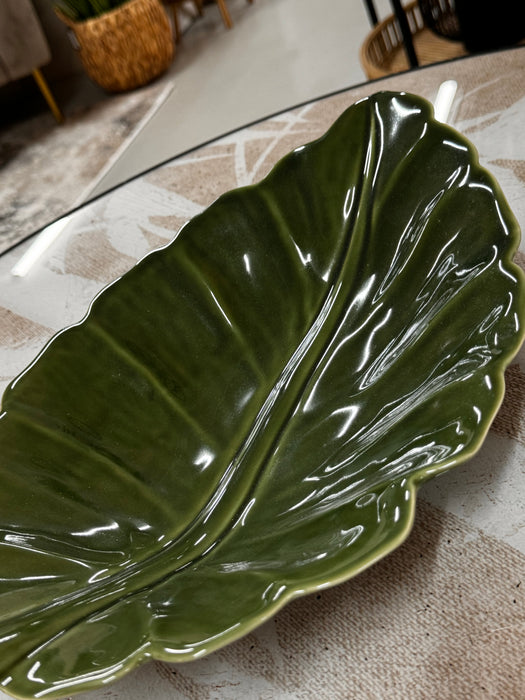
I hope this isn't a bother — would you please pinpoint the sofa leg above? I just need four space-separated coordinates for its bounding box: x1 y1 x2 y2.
32 68 63 124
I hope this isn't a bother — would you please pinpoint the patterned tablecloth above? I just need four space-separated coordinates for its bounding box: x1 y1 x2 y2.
1 47 524 699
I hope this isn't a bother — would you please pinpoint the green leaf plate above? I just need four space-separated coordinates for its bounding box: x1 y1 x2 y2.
1 92 524 699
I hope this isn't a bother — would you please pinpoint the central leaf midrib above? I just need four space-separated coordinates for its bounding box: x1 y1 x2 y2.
1 102 378 664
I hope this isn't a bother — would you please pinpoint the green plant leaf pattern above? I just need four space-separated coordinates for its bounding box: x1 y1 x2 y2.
0 92 523 699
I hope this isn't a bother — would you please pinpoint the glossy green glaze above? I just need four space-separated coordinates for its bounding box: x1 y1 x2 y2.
0 92 523 699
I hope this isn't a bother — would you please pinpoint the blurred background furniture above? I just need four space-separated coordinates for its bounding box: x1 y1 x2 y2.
418 0 461 41
360 0 466 79
163 0 203 42
0 0 62 122
208 0 254 30
360 0 525 79
164 0 254 37
455 0 525 53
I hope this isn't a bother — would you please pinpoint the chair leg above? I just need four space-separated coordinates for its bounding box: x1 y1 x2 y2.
171 4 182 42
194 0 204 16
216 0 233 28
32 68 63 124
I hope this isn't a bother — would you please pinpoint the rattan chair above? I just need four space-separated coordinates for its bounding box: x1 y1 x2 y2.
360 0 467 80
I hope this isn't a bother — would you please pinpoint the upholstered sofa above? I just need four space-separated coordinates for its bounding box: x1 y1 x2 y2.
0 0 62 121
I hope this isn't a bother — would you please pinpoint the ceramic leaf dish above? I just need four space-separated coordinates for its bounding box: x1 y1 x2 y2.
0 92 523 699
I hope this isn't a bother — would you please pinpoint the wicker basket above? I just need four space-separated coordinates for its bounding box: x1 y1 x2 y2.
360 1 467 80
56 0 174 92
